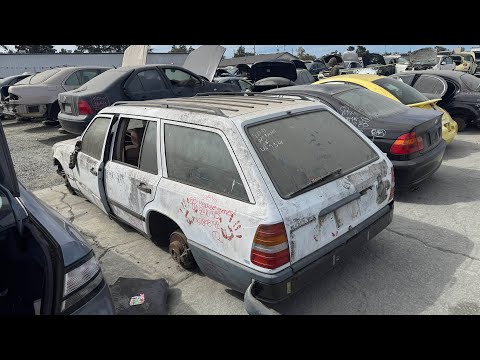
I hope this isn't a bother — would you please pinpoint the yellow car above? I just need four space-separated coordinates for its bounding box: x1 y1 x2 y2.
314 74 458 144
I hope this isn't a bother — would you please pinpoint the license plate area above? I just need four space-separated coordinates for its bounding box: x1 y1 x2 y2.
64 104 72 113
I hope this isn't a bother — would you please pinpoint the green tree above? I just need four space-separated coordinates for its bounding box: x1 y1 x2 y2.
59 48 72 54
347 46 355 51
296 47 316 61
15 45 56 53
356 45 368 58
75 45 130 53
169 45 195 53
233 46 254 57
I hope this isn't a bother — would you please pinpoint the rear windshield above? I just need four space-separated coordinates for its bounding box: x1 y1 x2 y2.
333 87 407 118
247 110 378 199
460 73 480 91
28 68 62 84
79 68 130 91
372 77 429 105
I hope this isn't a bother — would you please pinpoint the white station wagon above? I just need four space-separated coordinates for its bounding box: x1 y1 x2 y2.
52 93 395 314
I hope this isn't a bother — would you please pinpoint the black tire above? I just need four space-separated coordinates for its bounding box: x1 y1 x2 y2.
168 230 197 270
452 115 467 132
56 164 76 195
48 101 60 121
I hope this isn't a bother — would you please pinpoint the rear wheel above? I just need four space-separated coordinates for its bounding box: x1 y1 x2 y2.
452 115 467 132
168 230 196 270
43 102 60 126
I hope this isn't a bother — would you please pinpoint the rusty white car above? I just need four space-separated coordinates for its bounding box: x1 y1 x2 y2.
4 66 110 125
52 93 394 314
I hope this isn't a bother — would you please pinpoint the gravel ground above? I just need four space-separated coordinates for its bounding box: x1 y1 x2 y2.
2 118 77 191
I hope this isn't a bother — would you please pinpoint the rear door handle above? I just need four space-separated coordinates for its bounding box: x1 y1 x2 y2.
137 183 152 194
89 167 98 176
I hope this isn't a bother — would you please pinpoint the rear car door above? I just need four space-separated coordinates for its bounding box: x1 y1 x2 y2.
103 116 161 231
124 69 173 101
73 115 113 213
160 67 204 97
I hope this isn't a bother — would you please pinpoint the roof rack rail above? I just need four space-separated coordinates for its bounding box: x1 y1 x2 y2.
111 100 228 117
195 91 313 102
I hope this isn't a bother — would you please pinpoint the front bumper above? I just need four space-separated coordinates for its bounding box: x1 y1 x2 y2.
243 203 394 314
391 140 446 189
58 112 95 135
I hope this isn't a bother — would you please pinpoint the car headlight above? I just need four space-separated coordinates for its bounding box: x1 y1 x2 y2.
61 253 104 313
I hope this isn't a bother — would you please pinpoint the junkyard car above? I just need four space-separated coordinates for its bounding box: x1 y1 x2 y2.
451 52 477 74
315 74 458 144
384 56 411 73
360 53 396 76
308 60 328 78
214 76 253 92
0 73 34 119
52 93 394 314
57 47 238 135
250 60 315 92
393 70 480 131
4 67 110 125
267 83 447 190
406 48 454 71
0 122 114 315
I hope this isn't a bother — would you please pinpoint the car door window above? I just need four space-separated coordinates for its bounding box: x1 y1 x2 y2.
113 118 148 167
413 75 446 96
126 74 144 96
137 69 167 91
163 68 201 88
164 124 248 202
238 80 251 91
82 117 111 160
64 72 81 86
79 70 100 85
139 122 158 175
445 57 453 65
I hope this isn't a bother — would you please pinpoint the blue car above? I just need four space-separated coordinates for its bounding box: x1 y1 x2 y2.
0 122 114 315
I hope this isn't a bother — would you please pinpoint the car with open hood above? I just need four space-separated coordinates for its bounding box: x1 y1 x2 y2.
0 73 34 119
315 74 458 144
57 45 238 135
0 122 114 315
406 48 455 71
267 83 447 190
392 70 480 131
451 52 477 74
3 67 111 125
360 53 396 76
250 60 315 92
52 93 394 314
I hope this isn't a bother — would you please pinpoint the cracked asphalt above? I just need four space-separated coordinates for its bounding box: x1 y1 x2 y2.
3 117 480 314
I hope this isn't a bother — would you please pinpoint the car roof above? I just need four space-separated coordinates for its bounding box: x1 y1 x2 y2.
268 83 361 96
402 70 465 81
321 74 383 83
99 94 324 127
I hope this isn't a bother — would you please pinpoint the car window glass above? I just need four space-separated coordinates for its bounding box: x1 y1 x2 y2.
373 77 428 104
413 76 446 95
64 72 81 86
113 118 148 167
395 73 415 86
126 75 144 94
163 68 201 87
464 55 473 62
138 69 167 91
82 117 111 160
165 124 248 202
79 70 100 84
247 111 378 198
239 80 251 91
139 121 158 174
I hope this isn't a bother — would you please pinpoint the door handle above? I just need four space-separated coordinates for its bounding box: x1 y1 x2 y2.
137 183 152 194
89 167 98 176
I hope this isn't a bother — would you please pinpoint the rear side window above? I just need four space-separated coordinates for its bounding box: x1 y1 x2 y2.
82 117 111 160
79 70 101 84
373 77 428 104
395 74 415 86
139 122 158 174
412 75 446 96
247 111 378 199
165 124 248 202
138 69 167 91
64 72 81 86
126 75 144 93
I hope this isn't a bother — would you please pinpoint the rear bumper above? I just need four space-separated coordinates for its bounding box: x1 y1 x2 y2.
12 104 48 118
391 140 446 189
58 112 95 135
189 203 394 315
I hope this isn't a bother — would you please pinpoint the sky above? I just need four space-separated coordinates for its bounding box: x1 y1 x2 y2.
2 45 479 57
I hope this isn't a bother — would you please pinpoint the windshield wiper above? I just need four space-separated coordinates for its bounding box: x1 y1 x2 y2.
287 168 343 198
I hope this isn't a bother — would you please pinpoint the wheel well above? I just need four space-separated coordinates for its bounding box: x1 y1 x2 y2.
147 212 182 247
54 158 61 167
449 108 475 121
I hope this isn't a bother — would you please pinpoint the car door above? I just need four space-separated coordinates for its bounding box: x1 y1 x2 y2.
160 67 204 97
72 115 113 214
103 116 161 231
124 68 173 101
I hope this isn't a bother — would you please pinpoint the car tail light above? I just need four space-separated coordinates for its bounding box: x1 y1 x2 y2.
251 223 290 270
78 99 93 115
389 167 395 202
390 132 424 155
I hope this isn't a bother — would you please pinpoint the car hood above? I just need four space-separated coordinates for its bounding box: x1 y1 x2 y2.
121 45 149 67
182 45 226 82
342 51 359 62
0 122 19 196
362 53 386 66
410 48 437 64
250 61 297 82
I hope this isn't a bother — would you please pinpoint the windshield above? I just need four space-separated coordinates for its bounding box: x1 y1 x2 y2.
247 110 378 198
460 73 480 91
28 68 62 85
334 87 408 119
475 52 480 61
373 77 429 105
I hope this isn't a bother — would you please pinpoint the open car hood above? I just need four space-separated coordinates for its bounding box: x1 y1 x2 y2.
122 45 149 67
342 51 359 62
0 122 19 197
410 48 437 64
362 53 386 66
182 45 226 82
250 60 297 82
322 54 343 65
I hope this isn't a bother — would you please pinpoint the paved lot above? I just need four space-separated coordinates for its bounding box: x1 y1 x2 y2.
3 117 480 314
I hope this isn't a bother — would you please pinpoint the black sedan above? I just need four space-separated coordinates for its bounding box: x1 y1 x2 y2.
57 65 239 135
267 83 446 190
0 122 114 314
393 70 480 131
